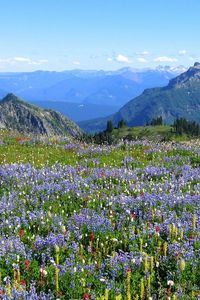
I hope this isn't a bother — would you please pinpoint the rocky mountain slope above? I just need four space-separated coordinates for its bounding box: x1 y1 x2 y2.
0 93 83 137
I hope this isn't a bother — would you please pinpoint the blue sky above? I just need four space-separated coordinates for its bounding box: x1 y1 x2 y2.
0 0 200 71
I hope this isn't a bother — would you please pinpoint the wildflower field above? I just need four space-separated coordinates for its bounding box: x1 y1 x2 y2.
0 134 200 299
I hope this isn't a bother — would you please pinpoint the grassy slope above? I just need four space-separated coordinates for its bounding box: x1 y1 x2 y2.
110 125 189 142
0 125 191 167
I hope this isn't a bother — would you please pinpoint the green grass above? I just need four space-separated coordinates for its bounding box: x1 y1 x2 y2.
0 128 195 169
0 143 79 166
111 125 190 141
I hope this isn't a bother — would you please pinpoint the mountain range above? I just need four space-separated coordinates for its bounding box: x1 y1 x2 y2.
1 63 200 137
0 94 83 137
80 63 200 132
0 66 185 121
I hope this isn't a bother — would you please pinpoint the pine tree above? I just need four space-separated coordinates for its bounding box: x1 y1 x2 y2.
106 120 114 133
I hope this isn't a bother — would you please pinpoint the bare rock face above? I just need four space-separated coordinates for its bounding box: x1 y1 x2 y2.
0 93 83 137
168 62 200 88
194 62 200 68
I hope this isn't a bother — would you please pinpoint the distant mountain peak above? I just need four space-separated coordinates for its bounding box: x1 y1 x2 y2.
194 62 200 68
168 62 200 88
156 65 187 74
2 93 20 103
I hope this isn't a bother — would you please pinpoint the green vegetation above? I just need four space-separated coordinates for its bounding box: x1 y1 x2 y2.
173 117 200 136
92 123 192 144
0 132 200 299
148 116 163 126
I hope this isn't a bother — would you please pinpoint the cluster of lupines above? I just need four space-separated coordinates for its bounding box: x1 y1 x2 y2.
0 139 200 299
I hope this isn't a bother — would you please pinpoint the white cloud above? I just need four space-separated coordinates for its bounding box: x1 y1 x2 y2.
179 49 187 55
136 51 149 56
154 56 178 63
72 61 81 65
14 57 31 62
137 57 147 63
142 51 149 55
0 57 48 66
107 57 113 62
115 54 131 63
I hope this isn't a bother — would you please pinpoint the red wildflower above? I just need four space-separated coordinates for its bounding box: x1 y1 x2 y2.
155 226 160 233
83 293 90 299
77 166 81 172
89 232 94 241
175 252 181 258
189 234 194 245
166 286 171 297
20 279 26 288
16 137 31 143
25 259 30 270
131 212 137 219
140 191 145 197
20 229 25 237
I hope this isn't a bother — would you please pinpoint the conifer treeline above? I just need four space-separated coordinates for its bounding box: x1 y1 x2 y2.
173 117 200 136
80 117 200 144
148 116 200 136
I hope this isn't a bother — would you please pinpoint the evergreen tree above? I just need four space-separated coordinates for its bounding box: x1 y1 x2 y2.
106 120 113 133
149 116 163 126
173 118 200 136
118 119 127 128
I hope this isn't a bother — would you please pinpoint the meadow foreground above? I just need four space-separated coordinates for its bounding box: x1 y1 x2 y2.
0 136 200 299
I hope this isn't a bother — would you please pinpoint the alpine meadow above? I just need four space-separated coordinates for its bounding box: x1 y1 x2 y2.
0 1 200 300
